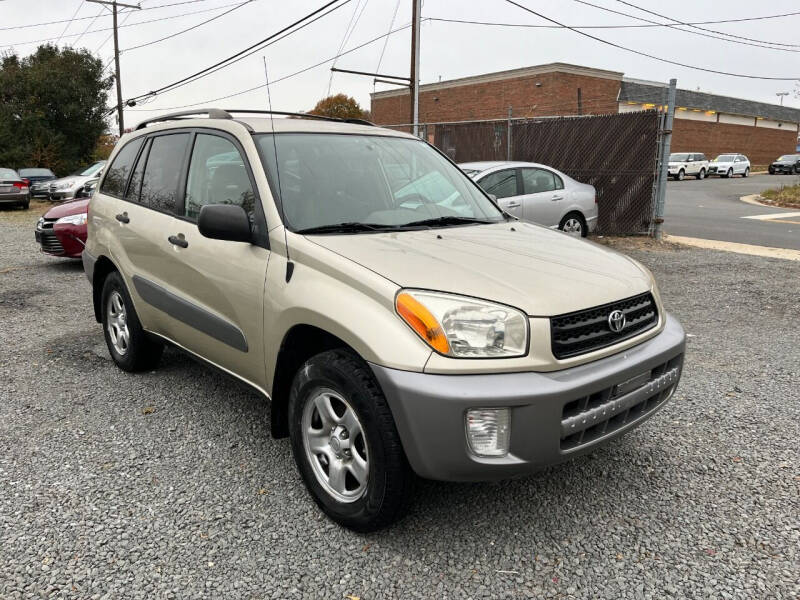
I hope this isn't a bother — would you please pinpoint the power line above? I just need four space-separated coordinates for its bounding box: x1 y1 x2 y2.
55 1 85 44
1 1 247 49
72 6 105 47
573 0 800 53
125 0 354 104
127 21 413 113
427 10 800 31
503 0 800 81
375 0 400 72
328 0 369 96
122 0 256 52
0 0 214 32
615 0 800 49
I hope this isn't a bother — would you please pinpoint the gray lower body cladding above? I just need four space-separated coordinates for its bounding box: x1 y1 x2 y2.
370 313 685 481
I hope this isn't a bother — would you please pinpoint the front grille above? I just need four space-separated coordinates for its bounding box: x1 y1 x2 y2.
550 292 658 359
560 355 682 450
39 230 64 254
40 218 56 230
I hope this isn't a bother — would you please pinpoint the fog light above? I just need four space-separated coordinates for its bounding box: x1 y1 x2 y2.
466 408 510 457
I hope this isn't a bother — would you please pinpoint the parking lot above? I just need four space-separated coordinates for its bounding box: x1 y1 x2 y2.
1 207 798 599
665 174 800 250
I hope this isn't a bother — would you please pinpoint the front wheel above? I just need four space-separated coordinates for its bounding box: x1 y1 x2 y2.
289 349 413 532
677 169 685 181
743 167 750 178
696 169 705 180
725 168 733 178
559 212 587 237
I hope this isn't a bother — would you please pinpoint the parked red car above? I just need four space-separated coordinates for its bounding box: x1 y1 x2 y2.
35 198 88 258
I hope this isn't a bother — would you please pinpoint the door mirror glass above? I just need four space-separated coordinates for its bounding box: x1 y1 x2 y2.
197 204 252 243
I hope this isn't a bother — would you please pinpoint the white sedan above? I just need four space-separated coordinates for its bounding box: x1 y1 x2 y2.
460 161 598 237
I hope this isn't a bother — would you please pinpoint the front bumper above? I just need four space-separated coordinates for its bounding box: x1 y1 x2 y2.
35 222 86 257
770 165 795 173
371 313 685 481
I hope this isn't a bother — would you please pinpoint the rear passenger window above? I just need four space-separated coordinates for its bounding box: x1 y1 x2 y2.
479 169 518 199
140 133 190 213
184 134 255 221
521 168 560 193
100 137 144 197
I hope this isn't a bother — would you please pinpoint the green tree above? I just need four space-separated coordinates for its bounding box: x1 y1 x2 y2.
309 94 369 120
0 44 113 175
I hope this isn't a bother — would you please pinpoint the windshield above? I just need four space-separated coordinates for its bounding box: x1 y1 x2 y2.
73 162 105 177
256 133 504 232
0 168 19 179
714 155 736 162
777 155 797 161
19 168 53 177
669 153 689 161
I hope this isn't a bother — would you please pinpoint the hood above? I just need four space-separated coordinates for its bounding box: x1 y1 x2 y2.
307 222 653 316
43 198 89 219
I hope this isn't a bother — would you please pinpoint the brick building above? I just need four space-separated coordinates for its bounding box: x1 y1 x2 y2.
370 63 800 165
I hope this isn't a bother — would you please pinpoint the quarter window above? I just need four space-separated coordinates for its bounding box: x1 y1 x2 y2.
100 137 144 197
521 167 561 194
125 138 150 203
479 169 518 199
185 134 255 220
140 133 190 213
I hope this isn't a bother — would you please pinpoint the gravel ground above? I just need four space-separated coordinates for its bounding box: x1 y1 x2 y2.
1 208 798 599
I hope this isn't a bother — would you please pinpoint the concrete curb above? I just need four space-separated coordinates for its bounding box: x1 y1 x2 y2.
665 234 800 262
740 194 769 207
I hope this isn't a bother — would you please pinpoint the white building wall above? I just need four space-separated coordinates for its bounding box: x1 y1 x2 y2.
718 113 754 126
755 119 798 131
674 109 716 122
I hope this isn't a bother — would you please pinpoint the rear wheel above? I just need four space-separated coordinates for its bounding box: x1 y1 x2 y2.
101 271 163 372
559 212 587 237
289 349 413 532
677 169 685 181
696 169 705 180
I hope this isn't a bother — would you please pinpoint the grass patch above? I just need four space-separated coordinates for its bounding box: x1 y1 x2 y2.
760 180 800 209
0 200 52 226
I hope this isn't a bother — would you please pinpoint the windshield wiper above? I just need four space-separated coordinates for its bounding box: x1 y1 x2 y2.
295 222 401 234
401 216 498 229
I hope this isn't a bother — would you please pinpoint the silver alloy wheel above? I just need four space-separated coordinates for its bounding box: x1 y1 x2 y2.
302 388 369 503
698 169 705 180
727 168 733 178
562 217 584 236
677 169 684 181
107 291 130 356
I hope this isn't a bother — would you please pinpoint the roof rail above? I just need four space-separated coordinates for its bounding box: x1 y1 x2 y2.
223 109 375 127
134 108 233 130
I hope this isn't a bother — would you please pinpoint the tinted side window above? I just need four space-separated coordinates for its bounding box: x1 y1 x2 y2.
140 133 190 213
479 169 518 199
185 134 255 221
521 168 556 194
100 137 144 197
125 138 150 203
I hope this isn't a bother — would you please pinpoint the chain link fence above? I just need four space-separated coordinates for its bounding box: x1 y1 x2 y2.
386 111 663 235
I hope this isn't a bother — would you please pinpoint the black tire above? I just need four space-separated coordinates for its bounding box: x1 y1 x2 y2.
22 200 30 210
288 349 413 532
559 211 587 237
696 169 705 180
100 271 163 372
769 168 775 175
677 169 685 181
794 165 799 174
743 167 749 178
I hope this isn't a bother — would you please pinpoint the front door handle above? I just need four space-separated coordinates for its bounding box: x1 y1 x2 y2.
168 235 188 248
115 212 130 223
506 201 521 208
551 195 563 201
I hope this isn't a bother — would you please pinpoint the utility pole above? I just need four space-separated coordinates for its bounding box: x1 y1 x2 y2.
776 92 789 106
410 0 421 136
653 78 676 242
88 0 140 136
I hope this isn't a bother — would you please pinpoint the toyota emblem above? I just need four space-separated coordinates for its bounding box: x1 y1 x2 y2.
608 309 626 333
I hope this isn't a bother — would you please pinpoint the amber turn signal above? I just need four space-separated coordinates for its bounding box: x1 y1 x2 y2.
395 292 450 354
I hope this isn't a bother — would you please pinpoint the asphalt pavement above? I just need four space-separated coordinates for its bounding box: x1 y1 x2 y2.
1 209 798 599
663 174 800 250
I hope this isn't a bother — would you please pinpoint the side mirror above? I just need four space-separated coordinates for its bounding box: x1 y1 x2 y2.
488 193 497 202
198 204 251 243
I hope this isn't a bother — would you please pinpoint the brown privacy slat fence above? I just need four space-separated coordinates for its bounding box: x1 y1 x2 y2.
389 111 663 235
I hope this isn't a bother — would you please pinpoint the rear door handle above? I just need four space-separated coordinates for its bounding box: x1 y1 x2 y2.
168 235 188 248
115 212 130 223
551 195 563 201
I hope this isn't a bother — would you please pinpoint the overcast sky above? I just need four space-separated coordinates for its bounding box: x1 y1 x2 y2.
3 0 799 129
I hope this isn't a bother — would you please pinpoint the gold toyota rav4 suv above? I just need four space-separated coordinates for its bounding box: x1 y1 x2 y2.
83 109 685 531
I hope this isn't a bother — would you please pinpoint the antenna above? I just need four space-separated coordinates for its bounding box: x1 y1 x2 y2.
263 56 294 282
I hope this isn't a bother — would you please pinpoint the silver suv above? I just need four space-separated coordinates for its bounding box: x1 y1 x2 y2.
83 109 685 531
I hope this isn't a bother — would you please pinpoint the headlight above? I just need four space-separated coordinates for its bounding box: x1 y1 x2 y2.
395 290 528 357
56 213 87 226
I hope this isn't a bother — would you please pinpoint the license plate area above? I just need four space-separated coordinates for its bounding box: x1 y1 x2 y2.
612 371 651 397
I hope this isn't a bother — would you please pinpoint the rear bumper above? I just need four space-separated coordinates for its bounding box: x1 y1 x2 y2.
370 313 685 481
0 193 27 204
